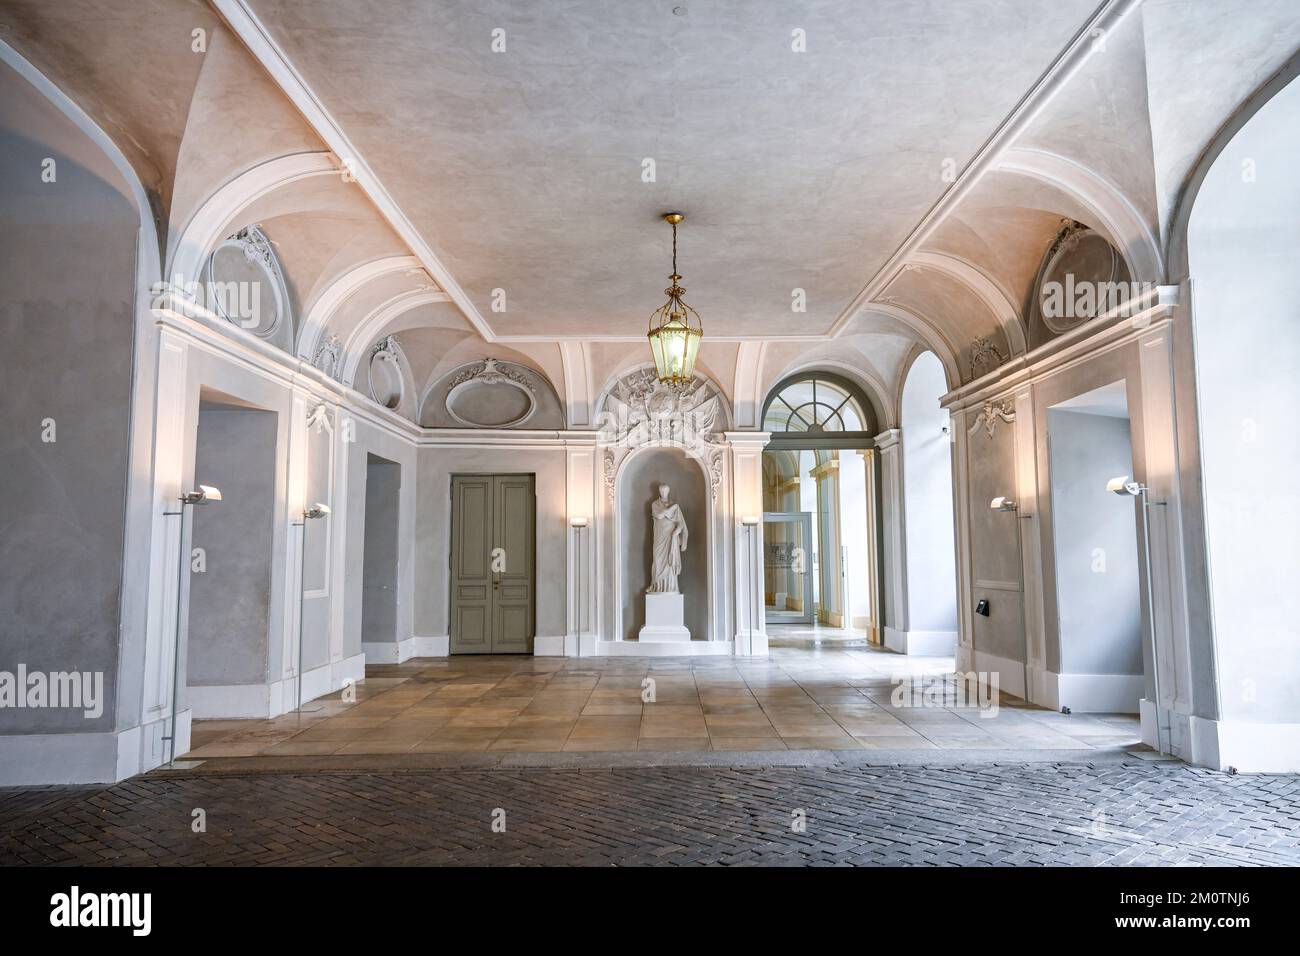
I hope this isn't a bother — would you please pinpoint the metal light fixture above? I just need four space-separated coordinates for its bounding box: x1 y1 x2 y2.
570 516 588 655
990 496 1018 512
163 484 224 766
647 212 703 387
1107 474 1167 756
295 502 331 716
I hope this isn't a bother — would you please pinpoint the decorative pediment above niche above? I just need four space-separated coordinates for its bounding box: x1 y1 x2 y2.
596 367 724 450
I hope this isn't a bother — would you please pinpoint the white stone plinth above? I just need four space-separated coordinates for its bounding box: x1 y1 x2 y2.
638 592 691 642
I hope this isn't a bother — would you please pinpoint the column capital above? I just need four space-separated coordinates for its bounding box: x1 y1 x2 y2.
873 427 901 451
723 430 771 448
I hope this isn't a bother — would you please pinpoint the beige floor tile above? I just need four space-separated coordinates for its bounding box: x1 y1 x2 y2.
636 737 712 752
562 737 639 752
411 737 495 753
581 702 644 716
710 737 787 751
639 719 709 738
261 740 344 756
705 716 779 736
780 734 863 750
489 736 568 752
853 736 939 749
570 715 642 738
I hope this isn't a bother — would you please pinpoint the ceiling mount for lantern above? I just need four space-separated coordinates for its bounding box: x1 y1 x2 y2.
647 212 703 389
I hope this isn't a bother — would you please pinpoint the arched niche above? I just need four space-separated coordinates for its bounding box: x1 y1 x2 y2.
616 446 711 643
420 358 564 429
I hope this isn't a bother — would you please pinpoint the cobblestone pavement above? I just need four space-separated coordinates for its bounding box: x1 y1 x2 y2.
1 761 1297 866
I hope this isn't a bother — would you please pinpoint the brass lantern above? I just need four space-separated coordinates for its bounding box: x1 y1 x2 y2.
647 213 703 387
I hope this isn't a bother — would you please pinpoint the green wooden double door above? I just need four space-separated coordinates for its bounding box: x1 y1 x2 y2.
450 474 536 654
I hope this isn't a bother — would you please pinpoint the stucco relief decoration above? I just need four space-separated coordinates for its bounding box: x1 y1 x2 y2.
603 450 617 501
596 368 723 455
305 402 332 435
443 358 538 428
368 335 403 410
1033 219 1134 336
968 399 1016 439
312 334 342 379
707 449 723 502
203 225 291 348
969 336 1005 380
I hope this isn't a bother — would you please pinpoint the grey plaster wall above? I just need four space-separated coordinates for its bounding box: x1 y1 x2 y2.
0 62 137 734
1047 409 1141 676
188 404 278 687
342 417 416 659
619 449 709 642
415 446 566 641
361 454 401 645
966 423 1024 663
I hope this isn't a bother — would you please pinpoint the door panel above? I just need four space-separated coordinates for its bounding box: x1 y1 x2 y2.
451 474 535 654
450 476 494 653
491 475 534 652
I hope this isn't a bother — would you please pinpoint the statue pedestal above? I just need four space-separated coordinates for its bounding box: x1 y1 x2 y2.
638 592 691 642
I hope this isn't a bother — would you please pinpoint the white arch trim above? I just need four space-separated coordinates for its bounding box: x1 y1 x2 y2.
296 255 424 360
995 147 1163 282
167 150 339 289
858 301 964 388
339 287 454 386
906 251 1027 356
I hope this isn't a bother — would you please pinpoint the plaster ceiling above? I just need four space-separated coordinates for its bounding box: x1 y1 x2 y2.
245 0 1102 338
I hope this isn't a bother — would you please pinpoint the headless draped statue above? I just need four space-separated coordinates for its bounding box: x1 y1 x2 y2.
648 483 689 594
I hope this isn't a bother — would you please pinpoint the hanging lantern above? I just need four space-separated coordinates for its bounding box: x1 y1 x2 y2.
647 213 703 387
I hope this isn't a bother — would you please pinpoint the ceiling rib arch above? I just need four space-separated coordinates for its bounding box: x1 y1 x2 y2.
339 288 453 386
995 146 1163 282
905 250 1027 357
167 150 338 291
296 254 424 360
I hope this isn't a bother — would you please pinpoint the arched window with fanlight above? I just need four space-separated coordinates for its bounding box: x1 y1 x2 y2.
761 372 877 448
759 370 884 645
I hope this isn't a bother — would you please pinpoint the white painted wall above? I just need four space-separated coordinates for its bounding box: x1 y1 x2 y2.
1188 76 1300 731
899 353 957 646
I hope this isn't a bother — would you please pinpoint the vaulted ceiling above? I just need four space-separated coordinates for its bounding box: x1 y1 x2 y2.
244 0 1100 338
3 0 1296 419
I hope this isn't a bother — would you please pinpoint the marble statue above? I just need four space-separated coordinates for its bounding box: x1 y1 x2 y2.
648 483 688 594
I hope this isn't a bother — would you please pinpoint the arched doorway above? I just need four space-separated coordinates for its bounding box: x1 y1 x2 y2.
1184 73 1300 761
760 372 882 644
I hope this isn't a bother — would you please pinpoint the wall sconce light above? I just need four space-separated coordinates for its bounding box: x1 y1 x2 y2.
294 503 332 715
1107 475 1143 497
741 515 761 526
181 484 222 505
569 516 589 528
163 483 224 766
989 496 1017 512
